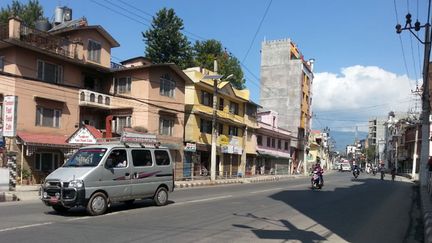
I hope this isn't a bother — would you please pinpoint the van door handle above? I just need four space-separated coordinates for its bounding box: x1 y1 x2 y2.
125 173 130 177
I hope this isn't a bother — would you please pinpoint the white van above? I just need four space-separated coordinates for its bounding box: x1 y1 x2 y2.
40 143 174 216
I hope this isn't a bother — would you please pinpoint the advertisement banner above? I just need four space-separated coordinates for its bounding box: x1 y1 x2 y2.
3 96 17 137
184 142 196 152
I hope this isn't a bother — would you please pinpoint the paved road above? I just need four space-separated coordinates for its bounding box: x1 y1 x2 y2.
0 172 422 242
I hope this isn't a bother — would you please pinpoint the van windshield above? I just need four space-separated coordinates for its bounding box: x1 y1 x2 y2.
63 148 107 167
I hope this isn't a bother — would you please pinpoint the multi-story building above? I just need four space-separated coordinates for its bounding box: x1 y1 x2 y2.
0 13 191 183
260 38 314 170
183 67 259 178
255 110 293 175
367 116 387 163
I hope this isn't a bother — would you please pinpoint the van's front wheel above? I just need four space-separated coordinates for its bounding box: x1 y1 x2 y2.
154 187 168 206
87 192 108 216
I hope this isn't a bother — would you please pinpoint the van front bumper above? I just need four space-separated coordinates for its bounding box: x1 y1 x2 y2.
40 184 86 208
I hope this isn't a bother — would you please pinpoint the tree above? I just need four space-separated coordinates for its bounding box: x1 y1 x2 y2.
193 39 245 89
142 8 193 69
0 0 44 27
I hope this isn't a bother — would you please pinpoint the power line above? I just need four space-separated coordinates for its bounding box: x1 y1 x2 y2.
241 0 272 63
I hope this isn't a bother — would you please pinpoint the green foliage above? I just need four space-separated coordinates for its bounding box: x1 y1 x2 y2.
142 8 193 70
193 39 245 89
365 146 376 161
0 0 44 27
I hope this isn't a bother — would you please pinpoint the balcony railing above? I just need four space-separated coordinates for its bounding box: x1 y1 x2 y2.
0 22 83 61
79 89 112 109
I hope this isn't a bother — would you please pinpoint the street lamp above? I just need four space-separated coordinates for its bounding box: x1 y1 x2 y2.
202 72 233 181
202 74 223 181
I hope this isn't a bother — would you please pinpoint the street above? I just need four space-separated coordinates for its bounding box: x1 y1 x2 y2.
0 172 422 243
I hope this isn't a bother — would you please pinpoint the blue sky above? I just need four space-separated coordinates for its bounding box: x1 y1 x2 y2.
2 0 427 145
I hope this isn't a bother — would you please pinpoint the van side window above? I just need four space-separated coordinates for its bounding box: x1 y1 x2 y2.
155 150 170 166
108 149 128 168
132 150 153 167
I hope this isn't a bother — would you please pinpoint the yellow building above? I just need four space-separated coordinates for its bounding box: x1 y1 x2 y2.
183 67 259 178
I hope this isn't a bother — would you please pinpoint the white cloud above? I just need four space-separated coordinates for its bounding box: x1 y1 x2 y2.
312 65 415 113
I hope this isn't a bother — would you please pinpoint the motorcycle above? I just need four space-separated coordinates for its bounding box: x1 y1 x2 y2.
311 170 323 189
372 167 377 176
353 168 360 178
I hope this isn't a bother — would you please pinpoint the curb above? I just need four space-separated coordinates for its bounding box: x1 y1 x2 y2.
421 186 432 243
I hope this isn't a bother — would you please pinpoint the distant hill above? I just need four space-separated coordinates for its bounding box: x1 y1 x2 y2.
329 130 368 153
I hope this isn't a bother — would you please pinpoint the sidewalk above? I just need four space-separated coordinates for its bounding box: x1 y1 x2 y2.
0 174 305 203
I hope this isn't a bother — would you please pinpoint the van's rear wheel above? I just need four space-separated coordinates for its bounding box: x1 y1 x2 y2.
154 187 168 206
52 204 69 213
87 192 108 216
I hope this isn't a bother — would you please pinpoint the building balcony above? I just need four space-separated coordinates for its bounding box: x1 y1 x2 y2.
79 89 112 109
0 20 83 61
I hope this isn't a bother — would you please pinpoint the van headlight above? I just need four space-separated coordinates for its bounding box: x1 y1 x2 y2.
44 181 50 188
69 179 84 188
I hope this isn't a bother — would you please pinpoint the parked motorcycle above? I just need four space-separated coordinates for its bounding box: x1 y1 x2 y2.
311 170 323 189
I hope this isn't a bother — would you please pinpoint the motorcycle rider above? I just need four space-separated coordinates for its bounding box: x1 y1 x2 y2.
312 159 324 186
352 162 360 177
379 163 385 180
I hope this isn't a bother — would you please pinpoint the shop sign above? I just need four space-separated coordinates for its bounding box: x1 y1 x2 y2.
233 146 242 155
69 127 97 144
3 96 17 137
221 145 234 154
184 143 196 152
219 135 229 145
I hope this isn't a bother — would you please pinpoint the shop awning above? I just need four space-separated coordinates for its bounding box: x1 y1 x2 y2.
257 150 291 159
17 131 80 148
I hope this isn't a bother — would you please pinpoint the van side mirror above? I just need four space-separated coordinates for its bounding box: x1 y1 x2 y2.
106 158 113 168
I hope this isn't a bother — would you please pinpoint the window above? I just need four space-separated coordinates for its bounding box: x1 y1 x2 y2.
272 138 275 148
229 102 239 115
132 150 153 167
229 126 238 136
116 77 131 93
257 135 262 146
87 39 101 63
107 149 128 168
246 103 257 117
200 119 212 134
114 116 131 133
37 60 63 84
155 150 170 166
0 56 4 71
266 137 271 147
219 98 224 111
201 91 213 107
278 140 281 149
218 123 224 135
35 107 61 128
159 117 174 136
160 74 175 97
285 141 289 150
35 153 60 171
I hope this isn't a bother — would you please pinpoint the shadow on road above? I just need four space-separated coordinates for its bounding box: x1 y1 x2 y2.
232 213 326 243
237 177 416 242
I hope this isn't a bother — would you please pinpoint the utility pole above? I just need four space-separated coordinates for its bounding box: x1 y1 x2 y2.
396 1 431 186
412 123 419 179
210 60 218 181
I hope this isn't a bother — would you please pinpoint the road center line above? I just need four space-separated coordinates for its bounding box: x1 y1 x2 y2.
0 222 53 233
250 188 283 194
174 195 233 206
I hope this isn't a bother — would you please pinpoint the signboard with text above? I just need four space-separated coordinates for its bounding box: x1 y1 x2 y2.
68 127 97 144
184 143 196 152
3 96 17 137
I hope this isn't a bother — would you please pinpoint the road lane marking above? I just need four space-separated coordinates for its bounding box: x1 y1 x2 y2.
0 222 53 233
250 188 283 194
173 195 233 206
